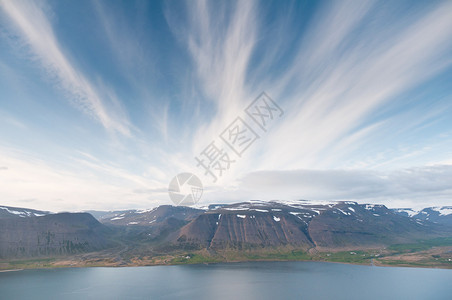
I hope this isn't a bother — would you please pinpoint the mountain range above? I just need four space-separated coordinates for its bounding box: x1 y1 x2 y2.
1 201 451 267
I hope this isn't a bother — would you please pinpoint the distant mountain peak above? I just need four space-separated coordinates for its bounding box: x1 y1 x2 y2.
0 205 50 218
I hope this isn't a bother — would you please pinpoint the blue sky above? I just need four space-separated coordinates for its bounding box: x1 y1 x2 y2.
0 0 451 211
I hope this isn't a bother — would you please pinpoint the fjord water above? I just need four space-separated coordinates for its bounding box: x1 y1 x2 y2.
1 262 451 300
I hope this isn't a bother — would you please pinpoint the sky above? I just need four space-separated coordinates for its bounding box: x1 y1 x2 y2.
0 0 452 212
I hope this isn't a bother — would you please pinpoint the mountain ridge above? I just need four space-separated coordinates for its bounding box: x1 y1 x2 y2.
0 208 114 259
1 201 451 267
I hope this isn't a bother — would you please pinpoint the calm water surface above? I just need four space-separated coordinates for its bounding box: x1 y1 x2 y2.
1 261 451 300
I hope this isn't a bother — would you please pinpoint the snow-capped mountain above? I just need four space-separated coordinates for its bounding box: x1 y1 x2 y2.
0 206 50 218
174 200 445 250
393 206 452 226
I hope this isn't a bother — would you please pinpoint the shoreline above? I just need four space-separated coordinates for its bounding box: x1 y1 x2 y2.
0 269 23 273
1 257 451 271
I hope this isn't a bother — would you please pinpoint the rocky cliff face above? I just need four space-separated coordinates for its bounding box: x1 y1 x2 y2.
174 201 447 250
177 211 314 250
307 203 436 248
0 210 112 258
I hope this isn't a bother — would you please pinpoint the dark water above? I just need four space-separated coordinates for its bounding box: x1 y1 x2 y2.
1 261 451 300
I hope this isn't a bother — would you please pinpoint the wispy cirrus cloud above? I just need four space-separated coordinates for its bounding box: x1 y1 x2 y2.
165 0 452 180
0 0 131 136
165 0 258 152
1 0 451 211
157 0 452 208
255 0 452 171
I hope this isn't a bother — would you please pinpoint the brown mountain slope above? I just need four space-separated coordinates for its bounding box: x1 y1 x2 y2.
0 212 113 258
173 201 448 251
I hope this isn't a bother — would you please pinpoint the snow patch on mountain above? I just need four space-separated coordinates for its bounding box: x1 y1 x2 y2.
394 208 419 217
0 206 47 217
431 207 452 216
337 208 351 215
365 204 375 210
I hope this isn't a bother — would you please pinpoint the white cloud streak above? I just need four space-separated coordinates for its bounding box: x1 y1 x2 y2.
0 0 131 135
165 0 258 153
166 0 452 178
256 0 452 171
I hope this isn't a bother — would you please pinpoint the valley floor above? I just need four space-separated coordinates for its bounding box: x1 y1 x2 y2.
2 242 451 270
